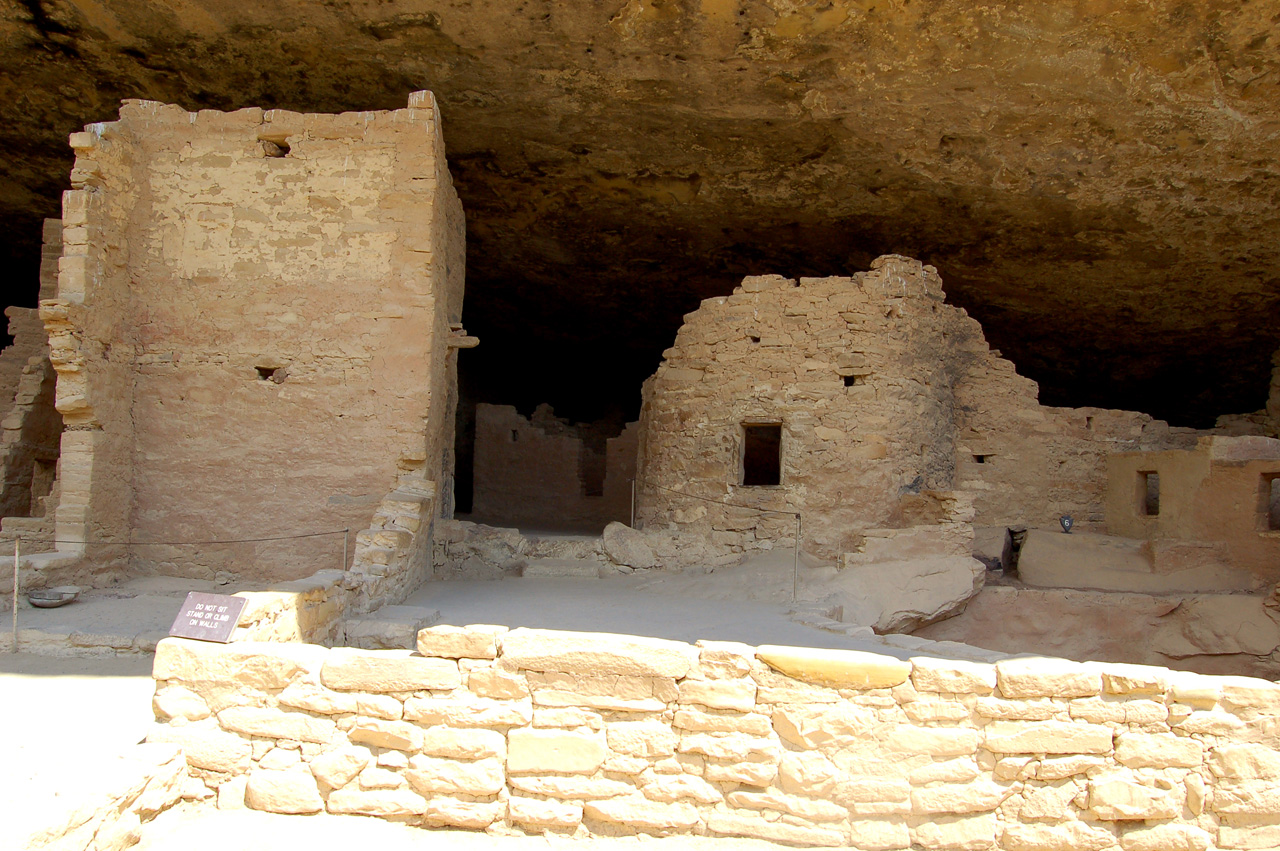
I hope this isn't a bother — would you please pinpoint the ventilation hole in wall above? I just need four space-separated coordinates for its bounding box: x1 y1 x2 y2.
511 429 519 443
1139 471 1160 516
1263 475 1280 531
742 423 782 487
749 335 761 344
261 139 290 158
1085 415 1094 430
256 366 279 381
973 454 991 464
843 373 867 387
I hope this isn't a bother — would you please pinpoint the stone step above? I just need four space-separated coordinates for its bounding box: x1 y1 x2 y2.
343 605 441 649
521 558 608 579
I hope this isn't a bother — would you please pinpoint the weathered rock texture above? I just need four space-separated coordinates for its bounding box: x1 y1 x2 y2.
1 2 1278 427
38 93 465 587
470 403 637 530
635 256 1188 560
152 626 1280 849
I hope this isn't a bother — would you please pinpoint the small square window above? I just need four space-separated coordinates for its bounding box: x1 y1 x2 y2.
973 454 991 464
742 423 782 487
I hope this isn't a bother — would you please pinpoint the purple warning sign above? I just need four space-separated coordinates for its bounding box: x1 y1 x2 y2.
169 592 247 643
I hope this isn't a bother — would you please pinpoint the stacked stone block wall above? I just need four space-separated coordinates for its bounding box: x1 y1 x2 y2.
636 256 1182 559
151 627 1280 849
39 93 464 586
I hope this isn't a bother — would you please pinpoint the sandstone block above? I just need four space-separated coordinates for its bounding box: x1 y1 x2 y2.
996 657 1101 699
910 780 1009 814
1174 710 1244 736
1001 821 1118 851
320 648 460 692
984 721 1113 754
406 755 504 796
529 670 675 712
1034 755 1106 780
500 628 695 678
607 720 678 757
1115 733 1202 769
1211 781 1280 815
778 750 840 797
508 796 583 828
153 638 325 690
849 818 911 850
145 726 251 774
583 796 700 831
727 789 849 822
757 645 911 689
677 732 780 762
533 707 602 729
507 728 607 775
642 775 722 804
278 680 358 715
468 664 529 699
217 776 246 810
705 811 847 847
1217 823 1280 849
772 703 875 748
704 754 778 787
910 814 997 850
356 693 403 720
348 719 423 752
602 522 656 569
903 697 972 724
883 725 981 757
153 686 212 722
419 727 505 760
832 776 911 808
1219 675 1280 711
358 767 406 790
417 624 506 659
1089 776 1182 820
674 708 772 735
975 698 1060 721
403 696 533 727
1098 662 1170 696
260 747 302 771
677 677 757 711
424 797 504 829
509 774 634 800
1209 743 1280 781
327 787 427 816
695 640 756 679
309 746 370 789
245 769 323 814
1120 824 1210 851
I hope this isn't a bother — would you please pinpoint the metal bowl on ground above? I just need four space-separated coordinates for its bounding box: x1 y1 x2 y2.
27 586 80 608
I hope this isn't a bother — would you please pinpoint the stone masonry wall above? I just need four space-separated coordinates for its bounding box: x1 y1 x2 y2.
636 256 1182 560
471 404 637 530
40 93 464 585
151 627 1280 850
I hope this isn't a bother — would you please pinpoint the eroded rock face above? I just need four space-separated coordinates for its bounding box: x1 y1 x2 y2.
2 1 1279 422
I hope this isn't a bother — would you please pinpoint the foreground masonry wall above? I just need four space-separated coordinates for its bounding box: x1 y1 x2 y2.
152 628 1280 850
41 92 464 583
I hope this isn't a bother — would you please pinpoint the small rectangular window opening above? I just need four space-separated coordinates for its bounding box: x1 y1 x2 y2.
255 366 277 381
261 139 290 158
1262 474 1280 532
511 429 519 443
843 374 866 387
742 423 782 487
749 334 761 344
973 454 991 464
1139 471 1160 517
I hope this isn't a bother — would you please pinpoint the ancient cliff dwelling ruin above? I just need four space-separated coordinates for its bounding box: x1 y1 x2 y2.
4 2 1280 848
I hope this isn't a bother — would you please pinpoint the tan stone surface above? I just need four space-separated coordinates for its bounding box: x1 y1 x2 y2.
153 638 324 689
244 769 323 815
321 648 461 692
500 627 696 678
417 624 507 659
507 728 608 775
756 645 911 689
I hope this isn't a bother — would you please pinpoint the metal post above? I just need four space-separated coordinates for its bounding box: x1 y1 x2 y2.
11 537 19 653
792 514 801 602
630 479 637 528
343 529 350 571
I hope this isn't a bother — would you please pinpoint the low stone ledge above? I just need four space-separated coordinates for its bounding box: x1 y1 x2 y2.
756 644 912 689
320 647 461 692
500 627 696 678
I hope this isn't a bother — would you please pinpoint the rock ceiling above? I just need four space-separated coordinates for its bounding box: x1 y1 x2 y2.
2 0 1279 425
